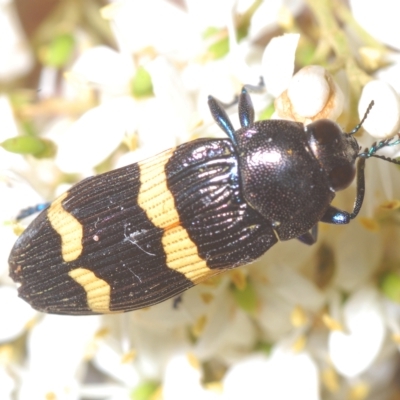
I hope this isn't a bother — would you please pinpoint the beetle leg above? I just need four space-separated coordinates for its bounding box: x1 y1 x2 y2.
173 294 183 309
320 206 351 224
16 202 50 220
297 224 318 245
349 156 367 219
321 157 367 224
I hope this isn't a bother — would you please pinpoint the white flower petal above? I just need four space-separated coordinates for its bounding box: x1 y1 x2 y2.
257 287 293 340
247 0 305 41
135 98 182 153
110 0 198 57
376 53 400 94
91 337 140 387
288 66 330 117
79 384 132 400
19 315 101 399
95 311 190 382
0 170 46 281
147 56 195 143
19 376 80 400
333 220 382 292
163 353 220 400
265 263 325 312
223 354 268 399
27 315 101 370
358 80 400 138
0 366 15 399
0 286 36 341
70 46 134 93
195 285 256 361
350 0 400 50
223 349 319 400
55 97 137 173
329 287 385 377
348 152 400 216
163 353 201 398
261 238 316 271
186 0 235 31
262 33 300 97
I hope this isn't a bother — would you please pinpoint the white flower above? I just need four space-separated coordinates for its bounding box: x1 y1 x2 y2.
163 353 221 400
358 80 400 139
222 348 319 400
0 170 44 282
107 0 199 58
332 220 383 292
18 315 102 400
350 0 400 51
0 365 15 400
254 250 324 341
54 97 137 173
262 33 300 98
274 65 344 123
0 286 37 342
69 46 135 96
329 287 386 378
244 0 305 41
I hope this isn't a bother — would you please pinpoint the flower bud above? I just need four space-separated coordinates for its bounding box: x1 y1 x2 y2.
358 80 400 139
274 66 344 124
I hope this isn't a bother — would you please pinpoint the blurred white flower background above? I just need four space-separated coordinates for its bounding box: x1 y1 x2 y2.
1 0 400 399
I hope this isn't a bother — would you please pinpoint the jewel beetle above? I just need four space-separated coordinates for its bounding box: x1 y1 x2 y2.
8 88 400 315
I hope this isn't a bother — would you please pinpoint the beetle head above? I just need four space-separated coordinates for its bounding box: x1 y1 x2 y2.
306 119 359 191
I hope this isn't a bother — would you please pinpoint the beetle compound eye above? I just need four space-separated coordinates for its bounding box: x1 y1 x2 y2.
308 119 343 145
329 164 356 191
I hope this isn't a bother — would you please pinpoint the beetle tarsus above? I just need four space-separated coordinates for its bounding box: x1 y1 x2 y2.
297 224 318 245
320 206 351 225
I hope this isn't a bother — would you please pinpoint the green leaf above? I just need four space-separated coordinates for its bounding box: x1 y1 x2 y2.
131 66 154 99
40 33 75 68
380 272 400 302
203 1 262 60
230 279 257 313
254 341 273 355
131 381 159 400
208 37 230 60
203 27 229 59
1 136 56 158
259 103 275 120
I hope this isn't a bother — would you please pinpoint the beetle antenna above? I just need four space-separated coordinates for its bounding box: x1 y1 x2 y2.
243 76 265 93
238 87 255 128
346 100 374 136
208 95 238 146
358 134 400 165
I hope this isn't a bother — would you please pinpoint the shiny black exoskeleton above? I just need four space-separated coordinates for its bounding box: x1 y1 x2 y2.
9 86 400 315
208 88 398 245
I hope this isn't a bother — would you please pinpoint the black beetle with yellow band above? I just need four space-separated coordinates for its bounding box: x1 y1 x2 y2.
8 88 400 315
